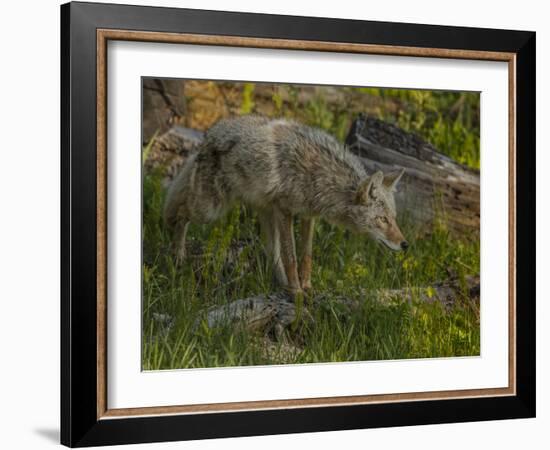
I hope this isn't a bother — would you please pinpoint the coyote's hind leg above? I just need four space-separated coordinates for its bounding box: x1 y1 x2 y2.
298 217 315 291
258 210 288 287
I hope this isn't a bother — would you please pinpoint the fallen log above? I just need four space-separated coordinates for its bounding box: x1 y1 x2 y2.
199 275 479 334
199 293 297 337
144 115 480 235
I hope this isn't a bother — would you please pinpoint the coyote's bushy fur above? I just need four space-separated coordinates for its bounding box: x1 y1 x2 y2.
164 115 407 294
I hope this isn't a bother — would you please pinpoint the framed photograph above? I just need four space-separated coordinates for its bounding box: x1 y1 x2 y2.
61 1 535 447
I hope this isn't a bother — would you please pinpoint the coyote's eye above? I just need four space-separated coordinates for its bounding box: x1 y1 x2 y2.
376 216 389 226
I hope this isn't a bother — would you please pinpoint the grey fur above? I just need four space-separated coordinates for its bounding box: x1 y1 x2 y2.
164 115 407 294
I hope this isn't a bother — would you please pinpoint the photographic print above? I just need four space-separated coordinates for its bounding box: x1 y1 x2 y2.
62 5 535 444
141 79 481 370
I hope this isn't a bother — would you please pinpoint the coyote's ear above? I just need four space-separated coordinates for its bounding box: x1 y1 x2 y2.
357 171 384 204
383 168 405 190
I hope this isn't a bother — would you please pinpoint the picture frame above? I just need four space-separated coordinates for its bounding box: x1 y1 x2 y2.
60 1 535 447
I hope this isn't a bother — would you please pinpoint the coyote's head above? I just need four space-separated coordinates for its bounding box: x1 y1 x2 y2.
348 169 408 251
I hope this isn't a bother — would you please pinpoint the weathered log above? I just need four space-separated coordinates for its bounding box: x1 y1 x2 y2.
144 115 479 235
199 293 297 336
345 115 480 235
199 275 479 334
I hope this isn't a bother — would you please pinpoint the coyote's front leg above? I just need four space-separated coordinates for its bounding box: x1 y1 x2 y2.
258 209 288 287
298 217 315 291
172 220 189 265
274 208 302 297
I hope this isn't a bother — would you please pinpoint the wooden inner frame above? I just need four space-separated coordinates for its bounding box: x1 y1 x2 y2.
96 29 517 420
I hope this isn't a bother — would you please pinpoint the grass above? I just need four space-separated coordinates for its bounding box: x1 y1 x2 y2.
142 85 481 370
142 171 480 370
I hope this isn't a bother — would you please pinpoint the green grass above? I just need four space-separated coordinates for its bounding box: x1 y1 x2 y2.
142 170 480 370
142 85 480 370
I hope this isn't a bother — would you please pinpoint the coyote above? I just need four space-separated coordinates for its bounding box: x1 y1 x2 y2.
164 115 408 295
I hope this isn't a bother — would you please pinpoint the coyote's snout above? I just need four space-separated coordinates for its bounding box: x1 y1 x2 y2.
164 115 407 295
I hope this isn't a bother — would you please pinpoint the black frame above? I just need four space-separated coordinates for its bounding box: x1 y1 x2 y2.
61 1 536 447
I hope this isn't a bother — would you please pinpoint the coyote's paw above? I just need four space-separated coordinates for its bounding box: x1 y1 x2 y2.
284 285 303 301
